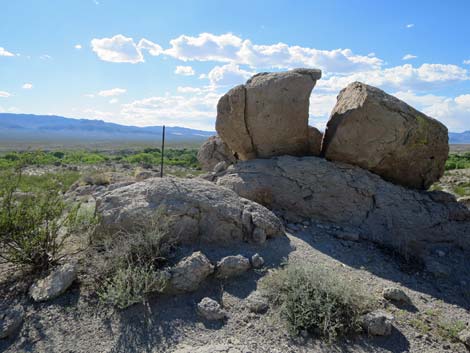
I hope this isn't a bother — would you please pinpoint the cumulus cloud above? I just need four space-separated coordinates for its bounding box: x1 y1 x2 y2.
464 59 470 65
109 98 119 104
395 91 470 132
98 88 126 97
120 92 219 130
0 91 11 98
317 63 469 93
402 54 417 60
22 83 33 89
207 63 253 86
174 65 195 76
0 47 14 57
75 44 82 50
91 35 162 63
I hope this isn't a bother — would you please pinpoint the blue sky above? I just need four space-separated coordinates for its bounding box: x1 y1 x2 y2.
1 0 469 131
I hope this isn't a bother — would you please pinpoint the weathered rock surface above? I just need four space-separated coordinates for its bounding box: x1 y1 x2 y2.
322 82 449 190
307 126 323 156
382 287 412 305
362 310 394 336
97 177 284 245
29 263 78 302
250 253 264 269
168 252 214 293
216 255 251 279
245 291 269 313
216 68 322 160
458 196 470 209
197 297 226 321
216 156 470 259
197 136 237 171
0 306 23 339
459 329 470 347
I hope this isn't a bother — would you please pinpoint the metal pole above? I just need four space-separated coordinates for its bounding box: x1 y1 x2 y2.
160 125 165 177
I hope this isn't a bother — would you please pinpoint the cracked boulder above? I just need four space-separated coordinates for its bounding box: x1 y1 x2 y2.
216 68 322 160
322 82 449 189
216 156 470 260
97 177 284 245
197 135 237 172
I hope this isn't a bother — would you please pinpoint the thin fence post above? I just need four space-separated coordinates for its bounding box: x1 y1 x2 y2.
160 125 165 178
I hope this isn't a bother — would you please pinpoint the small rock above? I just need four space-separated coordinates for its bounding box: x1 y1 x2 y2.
250 253 264 269
30 262 78 302
436 250 446 257
362 310 394 336
216 255 251 279
213 161 228 173
334 230 360 242
458 329 470 347
135 170 154 181
245 291 269 313
197 297 226 321
0 306 24 339
169 252 214 293
382 287 412 305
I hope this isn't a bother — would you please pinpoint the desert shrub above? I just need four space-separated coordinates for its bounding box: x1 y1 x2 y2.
260 261 374 341
0 166 92 271
98 264 168 310
82 172 111 186
92 210 174 309
446 153 470 170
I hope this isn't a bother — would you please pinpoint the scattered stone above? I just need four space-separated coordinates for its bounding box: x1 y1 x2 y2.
216 255 251 279
197 135 236 172
98 177 284 246
436 250 446 257
334 230 360 242
29 262 78 302
458 329 470 347
0 306 24 339
382 287 412 304
134 170 154 181
245 291 269 313
216 68 322 160
250 253 264 269
169 252 214 293
217 156 470 260
322 82 449 190
362 310 394 336
197 297 226 321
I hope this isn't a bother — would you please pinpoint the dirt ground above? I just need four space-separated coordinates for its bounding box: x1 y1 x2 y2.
1 218 470 353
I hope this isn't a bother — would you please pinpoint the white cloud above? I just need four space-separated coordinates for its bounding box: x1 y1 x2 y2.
109 98 119 104
175 65 195 76
0 91 11 98
406 24 415 28
40 54 52 60
75 44 82 50
98 88 126 97
402 54 417 60
207 63 253 86
394 91 470 132
120 92 219 130
317 63 469 93
22 83 33 89
91 35 162 63
0 47 14 57
464 59 470 65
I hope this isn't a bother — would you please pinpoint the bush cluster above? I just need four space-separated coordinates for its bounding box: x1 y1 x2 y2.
260 261 374 341
446 153 470 170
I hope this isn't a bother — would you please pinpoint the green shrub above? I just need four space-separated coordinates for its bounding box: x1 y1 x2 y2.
92 210 174 309
0 167 90 271
260 262 374 341
98 264 168 310
82 172 111 186
446 153 470 170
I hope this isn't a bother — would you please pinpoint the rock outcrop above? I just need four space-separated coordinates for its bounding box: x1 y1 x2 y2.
197 136 237 171
97 177 284 245
216 156 470 258
322 82 449 189
307 126 323 156
216 69 322 160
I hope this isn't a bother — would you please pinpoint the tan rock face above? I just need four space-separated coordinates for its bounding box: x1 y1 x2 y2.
216 68 322 160
197 135 237 171
322 82 449 189
307 126 322 156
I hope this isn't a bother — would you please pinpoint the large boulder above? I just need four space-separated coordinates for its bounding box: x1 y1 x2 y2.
322 82 449 189
97 177 284 245
216 156 470 259
216 68 322 160
197 135 237 171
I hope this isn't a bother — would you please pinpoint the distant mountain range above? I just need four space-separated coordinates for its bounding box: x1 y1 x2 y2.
0 113 214 145
0 113 468 145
